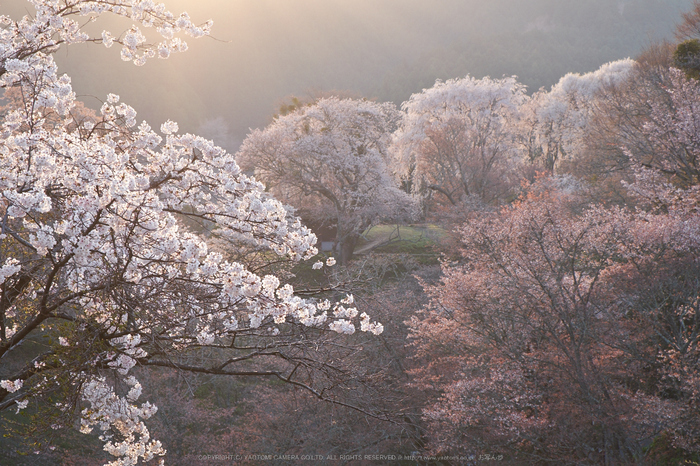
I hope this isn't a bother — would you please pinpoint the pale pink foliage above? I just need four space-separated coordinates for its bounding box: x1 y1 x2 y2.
626 67 700 189
520 59 635 171
409 173 700 461
394 75 527 208
237 97 416 264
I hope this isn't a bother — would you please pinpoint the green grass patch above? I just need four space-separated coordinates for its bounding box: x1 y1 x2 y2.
358 224 447 257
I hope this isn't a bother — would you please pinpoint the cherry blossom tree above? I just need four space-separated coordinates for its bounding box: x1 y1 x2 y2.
393 75 527 211
618 70 700 459
236 97 416 265
407 65 700 460
407 180 646 462
628 67 700 188
0 2 383 464
561 54 695 206
519 59 635 173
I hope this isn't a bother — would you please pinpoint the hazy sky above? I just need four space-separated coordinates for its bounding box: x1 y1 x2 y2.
3 0 693 151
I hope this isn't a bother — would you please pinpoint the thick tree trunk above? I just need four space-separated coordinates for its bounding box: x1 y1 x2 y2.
337 232 359 266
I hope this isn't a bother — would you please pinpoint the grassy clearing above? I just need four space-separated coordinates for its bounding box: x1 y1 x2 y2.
357 224 447 257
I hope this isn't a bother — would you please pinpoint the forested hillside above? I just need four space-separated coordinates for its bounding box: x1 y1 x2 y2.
2 1 700 465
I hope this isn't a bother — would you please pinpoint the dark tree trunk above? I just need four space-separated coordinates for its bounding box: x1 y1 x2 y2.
337 233 359 266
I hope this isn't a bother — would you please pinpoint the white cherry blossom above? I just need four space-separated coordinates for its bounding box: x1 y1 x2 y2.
0 3 383 464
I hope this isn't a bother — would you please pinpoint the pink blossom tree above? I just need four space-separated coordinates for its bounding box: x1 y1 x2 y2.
627 67 700 188
408 181 639 461
406 66 700 462
408 170 700 462
237 97 416 265
393 75 527 211
519 59 635 172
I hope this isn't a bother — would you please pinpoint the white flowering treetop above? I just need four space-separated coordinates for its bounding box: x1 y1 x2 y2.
393 75 527 208
0 2 382 464
237 97 416 265
520 59 635 171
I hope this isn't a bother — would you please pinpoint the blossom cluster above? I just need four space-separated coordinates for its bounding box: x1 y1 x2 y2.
80 376 164 466
1 0 212 69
